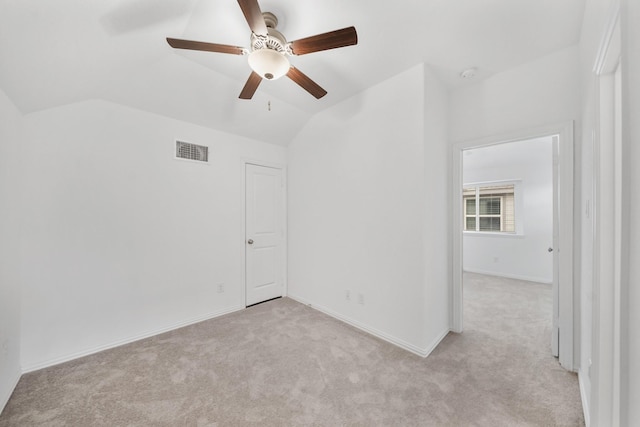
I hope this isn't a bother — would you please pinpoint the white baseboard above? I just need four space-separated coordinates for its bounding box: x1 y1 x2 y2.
288 294 449 358
424 328 450 358
578 368 591 427
463 268 552 284
22 305 244 374
0 367 21 415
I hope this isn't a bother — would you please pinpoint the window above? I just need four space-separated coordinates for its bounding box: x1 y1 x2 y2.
463 184 515 232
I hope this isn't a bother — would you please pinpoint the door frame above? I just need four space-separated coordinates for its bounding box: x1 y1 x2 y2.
451 121 575 371
241 159 287 307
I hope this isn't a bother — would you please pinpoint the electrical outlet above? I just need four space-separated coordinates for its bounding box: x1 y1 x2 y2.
493 257 499 263
345 290 351 301
217 283 225 294
357 293 364 305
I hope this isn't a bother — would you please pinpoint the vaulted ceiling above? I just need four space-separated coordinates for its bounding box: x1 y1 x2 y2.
0 0 585 145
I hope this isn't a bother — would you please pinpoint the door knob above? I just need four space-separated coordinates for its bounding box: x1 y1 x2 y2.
247 239 254 245
548 247 553 252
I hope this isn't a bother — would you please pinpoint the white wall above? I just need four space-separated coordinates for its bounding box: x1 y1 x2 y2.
449 46 581 144
422 66 451 349
578 1 640 423
577 0 622 422
450 45 582 368
557 1 640 422
463 137 553 283
622 0 640 423
578 84 595 416
19 99 285 371
0 89 23 412
288 64 449 355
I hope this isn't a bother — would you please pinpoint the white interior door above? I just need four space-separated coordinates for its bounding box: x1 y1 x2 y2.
245 164 284 306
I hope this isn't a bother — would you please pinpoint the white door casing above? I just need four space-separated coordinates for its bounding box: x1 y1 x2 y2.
245 163 284 306
452 122 574 370
552 135 560 357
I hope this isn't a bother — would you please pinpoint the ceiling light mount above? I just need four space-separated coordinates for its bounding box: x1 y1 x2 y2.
460 67 477 79
262 11 278 29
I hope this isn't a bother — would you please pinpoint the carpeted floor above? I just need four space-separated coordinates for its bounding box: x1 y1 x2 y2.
0 273 584 426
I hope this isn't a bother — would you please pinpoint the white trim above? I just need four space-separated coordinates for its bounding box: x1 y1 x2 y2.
452 122 574 370
590 7 622 423
241 159 288 307
557 123 575 372
243 159 286 170
579 368 592 427
593 1 621 75
463 232 524 239
288 294 450 358
281 167 288 299
0 367 21 415
241 160 247 307
21 305 244 373
463 269 552 285
462 178 521 186
452 146 464 333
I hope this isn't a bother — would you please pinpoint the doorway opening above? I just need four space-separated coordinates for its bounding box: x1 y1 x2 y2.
461 136 556 359
452 123 574 371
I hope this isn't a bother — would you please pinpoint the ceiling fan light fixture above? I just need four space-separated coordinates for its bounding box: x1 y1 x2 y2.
248 49 290 80
166 2 358 99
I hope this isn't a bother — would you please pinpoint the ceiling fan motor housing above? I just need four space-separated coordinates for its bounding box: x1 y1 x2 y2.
250 12 290 55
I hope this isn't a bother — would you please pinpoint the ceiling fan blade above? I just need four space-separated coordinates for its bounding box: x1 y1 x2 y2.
287 67 327 99
166 38 244 55
289 26 358 56
237 0 268 36
239 72 263 99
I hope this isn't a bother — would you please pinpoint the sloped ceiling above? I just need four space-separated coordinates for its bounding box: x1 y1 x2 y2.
0 0 585 145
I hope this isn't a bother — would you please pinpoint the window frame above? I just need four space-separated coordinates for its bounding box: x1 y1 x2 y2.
462 180 523 236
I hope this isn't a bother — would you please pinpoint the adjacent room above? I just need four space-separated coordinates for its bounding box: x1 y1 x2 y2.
1 0 639 425
461 136 557 351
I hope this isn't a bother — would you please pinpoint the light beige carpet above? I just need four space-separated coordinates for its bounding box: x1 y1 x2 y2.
0 273 584 426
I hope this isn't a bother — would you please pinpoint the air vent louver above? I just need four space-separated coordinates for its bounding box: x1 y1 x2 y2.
176 141 208 162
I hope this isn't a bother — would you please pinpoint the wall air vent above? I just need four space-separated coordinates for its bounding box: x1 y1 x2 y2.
175 141 209 163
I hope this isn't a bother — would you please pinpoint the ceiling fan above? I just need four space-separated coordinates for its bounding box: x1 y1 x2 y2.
166 0 358 100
